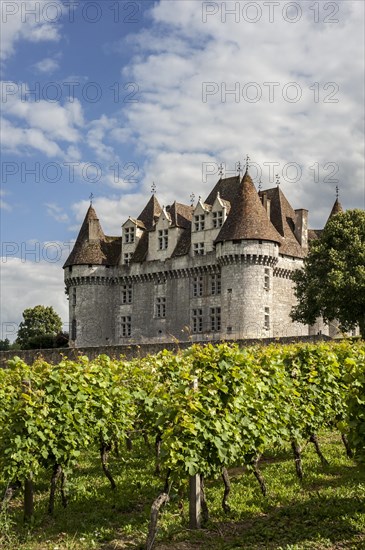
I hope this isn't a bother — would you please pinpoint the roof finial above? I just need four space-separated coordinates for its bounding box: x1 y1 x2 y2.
151 181 156 195
336 185 339 200
237 161 243 175
275 174 281 187
245 154 250 171
218 163 224 178
190 193 195 207
89 192 94 205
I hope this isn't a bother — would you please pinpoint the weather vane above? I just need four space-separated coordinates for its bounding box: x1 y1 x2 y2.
275 174 281 187
151 181 156 195
336 185 339 200
245 154 250 171
237 161 243 175
89 192 94 205
218 163 224 178
190 193 195 207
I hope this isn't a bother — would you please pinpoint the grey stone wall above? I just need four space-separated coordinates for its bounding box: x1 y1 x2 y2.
0 334 333 369
64 240 311 347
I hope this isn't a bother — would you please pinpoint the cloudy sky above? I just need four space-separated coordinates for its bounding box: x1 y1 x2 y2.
1 0 364 340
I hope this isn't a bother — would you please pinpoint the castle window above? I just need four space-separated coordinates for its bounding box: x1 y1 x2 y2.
155 297 166 318
123 252 133 265
122 284 133 304
193 242 205 256
213 211 223 228
71 318 77 340
210 307 221 332
69 266 72 273
264 307 270 330
192 275 203 297
124 227 135 243
192 308 203 333
121 316 131 337
264 268 270 290
194 214 205 231
158 229 168 250
72 288 76 306
211 273 221 295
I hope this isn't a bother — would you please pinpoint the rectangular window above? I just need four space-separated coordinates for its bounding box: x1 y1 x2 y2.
264 268 270 290
124 227 135 243
123 252 132 265
71 318 77 340
264 307 270 330
121 316 131 337
192 275 203 297
210 307 221 332
213 211 223 228
158 229 168 250
122 284 133 304
72 287 76 306
155 296 166 318
211 273 221 295
194 214 205 231
193 242 205 256
192 308 203 333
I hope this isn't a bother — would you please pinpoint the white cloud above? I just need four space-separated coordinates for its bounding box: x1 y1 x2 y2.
1 116 64 157
0 190 12 211
33 57 60 74
1 0 63 63
3 89 84 142
86 115 119 162
119 0 364 228
45 203 70 223
0 254 69 341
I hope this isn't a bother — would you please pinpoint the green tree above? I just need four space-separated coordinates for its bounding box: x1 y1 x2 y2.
0 338 10 351
291 209 365 339
16 306 63 349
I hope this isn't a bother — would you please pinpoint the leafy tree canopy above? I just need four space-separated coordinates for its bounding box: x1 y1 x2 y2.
291 209 365 338
0 338 10 351
16 305 63 349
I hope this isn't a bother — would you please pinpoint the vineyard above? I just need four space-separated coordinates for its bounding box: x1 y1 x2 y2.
0 341 365 549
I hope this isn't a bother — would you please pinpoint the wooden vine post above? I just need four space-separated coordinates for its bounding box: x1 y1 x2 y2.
189 376 201 529
22 379 34 523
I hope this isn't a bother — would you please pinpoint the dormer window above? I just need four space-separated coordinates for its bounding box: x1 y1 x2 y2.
123 252 132 265
158 229 168 250
213 211 223 228
124 227 135 244
194 214 205 231
194 242 205 256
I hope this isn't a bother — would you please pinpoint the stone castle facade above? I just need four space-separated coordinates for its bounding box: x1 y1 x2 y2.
63 171 342 347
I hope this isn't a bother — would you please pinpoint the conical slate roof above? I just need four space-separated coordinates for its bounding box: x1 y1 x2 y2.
137 195 162 230
260 186 305 257
205 175 241 205
63 206 121 268
215 172 282 244
327 198 344 222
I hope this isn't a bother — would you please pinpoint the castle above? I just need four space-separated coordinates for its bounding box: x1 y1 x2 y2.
63 171 343 347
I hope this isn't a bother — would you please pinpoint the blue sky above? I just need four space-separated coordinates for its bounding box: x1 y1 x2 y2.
1 0 364 340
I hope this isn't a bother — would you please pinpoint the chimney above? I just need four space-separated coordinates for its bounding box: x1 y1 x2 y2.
294 209 308 250
261 192 271 220
88 218 100 242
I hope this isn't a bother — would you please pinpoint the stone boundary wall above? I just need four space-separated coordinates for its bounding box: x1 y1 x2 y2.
0 335 332 368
